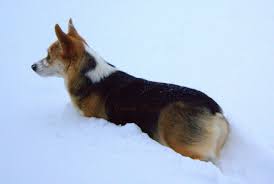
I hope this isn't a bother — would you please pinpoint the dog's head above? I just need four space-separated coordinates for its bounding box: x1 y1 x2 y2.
32 19 88 78
32 19 116 83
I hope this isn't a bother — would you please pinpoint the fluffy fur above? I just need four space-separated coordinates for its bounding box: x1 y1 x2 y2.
84 45 117 83
32 19 229 162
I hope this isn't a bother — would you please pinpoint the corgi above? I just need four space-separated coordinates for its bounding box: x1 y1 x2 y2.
32 19 229 162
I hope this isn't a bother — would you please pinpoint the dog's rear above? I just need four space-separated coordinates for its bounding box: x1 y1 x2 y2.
157 102 229 162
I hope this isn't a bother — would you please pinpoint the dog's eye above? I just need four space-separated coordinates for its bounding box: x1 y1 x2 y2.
42 59 49 66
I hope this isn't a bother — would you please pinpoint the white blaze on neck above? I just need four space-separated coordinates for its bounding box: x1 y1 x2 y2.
84 45 117 83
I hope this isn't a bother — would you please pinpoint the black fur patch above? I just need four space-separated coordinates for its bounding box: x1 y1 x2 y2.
81 71 223 138
80 53 97 74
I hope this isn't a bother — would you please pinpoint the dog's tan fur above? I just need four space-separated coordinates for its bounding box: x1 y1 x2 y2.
157 102 229 161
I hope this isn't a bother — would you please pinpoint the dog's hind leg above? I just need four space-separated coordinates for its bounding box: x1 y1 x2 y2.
157 102 229 162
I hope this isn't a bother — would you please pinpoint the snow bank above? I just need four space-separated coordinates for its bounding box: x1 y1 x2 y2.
1 101 273 184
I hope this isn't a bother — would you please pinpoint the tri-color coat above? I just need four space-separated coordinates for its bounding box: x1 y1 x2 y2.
32 19 229 162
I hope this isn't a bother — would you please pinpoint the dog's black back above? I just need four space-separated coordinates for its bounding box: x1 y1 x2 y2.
93 71 222 137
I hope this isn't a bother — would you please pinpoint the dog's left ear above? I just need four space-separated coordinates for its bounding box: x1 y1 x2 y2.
55 24 73 56
68 18 80 38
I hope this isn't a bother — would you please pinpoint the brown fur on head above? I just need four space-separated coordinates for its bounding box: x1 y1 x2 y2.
31 19 86 78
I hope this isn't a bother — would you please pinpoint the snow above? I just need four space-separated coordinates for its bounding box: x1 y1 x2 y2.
1 0 274 183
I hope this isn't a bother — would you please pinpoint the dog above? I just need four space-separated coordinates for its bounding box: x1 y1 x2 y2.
32 19 229 162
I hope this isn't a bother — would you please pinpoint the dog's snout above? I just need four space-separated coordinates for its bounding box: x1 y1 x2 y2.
31 64 37 71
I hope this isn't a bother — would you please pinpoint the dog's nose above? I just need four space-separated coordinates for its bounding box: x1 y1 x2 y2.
31 64 37 71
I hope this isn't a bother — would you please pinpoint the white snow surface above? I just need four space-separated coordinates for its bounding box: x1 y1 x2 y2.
1 0 274 184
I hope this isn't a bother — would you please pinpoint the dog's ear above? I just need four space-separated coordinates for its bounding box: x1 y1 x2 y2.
55 24 73 56
68 18 80 38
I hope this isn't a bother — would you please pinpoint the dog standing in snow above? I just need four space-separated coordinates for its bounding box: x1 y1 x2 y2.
32 19 229 162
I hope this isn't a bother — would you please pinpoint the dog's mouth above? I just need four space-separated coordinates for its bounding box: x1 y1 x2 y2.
31 62 46 76
31 59 64 78
31 61 52 77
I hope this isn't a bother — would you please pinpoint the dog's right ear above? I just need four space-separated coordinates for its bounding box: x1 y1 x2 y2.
68 18 80 38
55 24 73 56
